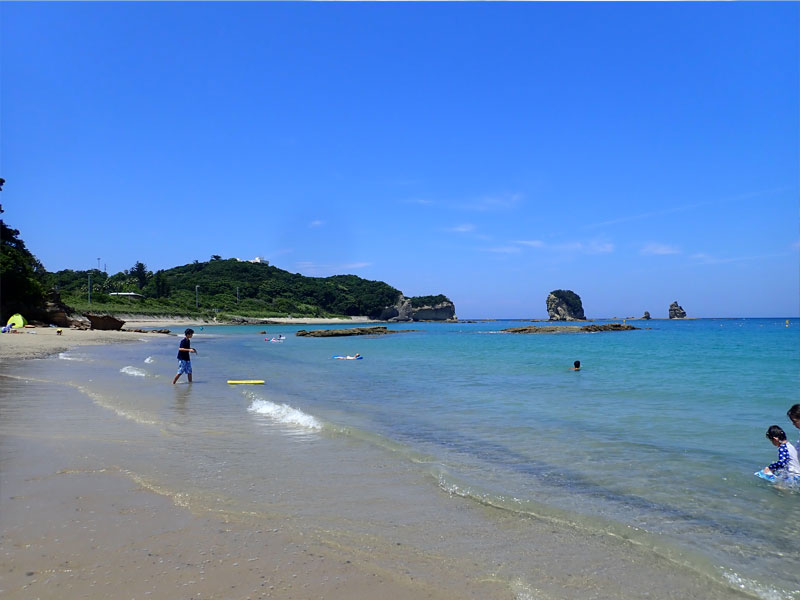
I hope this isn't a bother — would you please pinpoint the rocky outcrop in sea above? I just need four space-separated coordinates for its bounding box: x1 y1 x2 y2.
296 326 412 337
546 290 586 321
668 301 687 319
503 323 637 334
379 296 456 322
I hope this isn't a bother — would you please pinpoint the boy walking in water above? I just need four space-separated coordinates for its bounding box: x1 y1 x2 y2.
172 328 196 384
762 425 800 478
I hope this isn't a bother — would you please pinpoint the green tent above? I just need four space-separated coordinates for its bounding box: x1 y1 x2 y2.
6 313 27 328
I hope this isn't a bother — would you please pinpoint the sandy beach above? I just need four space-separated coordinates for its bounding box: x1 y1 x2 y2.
0 316 380 361
0 326 173 361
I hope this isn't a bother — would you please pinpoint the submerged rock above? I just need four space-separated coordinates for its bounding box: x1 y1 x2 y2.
296 326 413 337
503 323 637 334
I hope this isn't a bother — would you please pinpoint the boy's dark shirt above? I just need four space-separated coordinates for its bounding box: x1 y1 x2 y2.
177 337 191 361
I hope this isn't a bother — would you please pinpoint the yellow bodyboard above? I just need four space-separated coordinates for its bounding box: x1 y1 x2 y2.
227 380 265 385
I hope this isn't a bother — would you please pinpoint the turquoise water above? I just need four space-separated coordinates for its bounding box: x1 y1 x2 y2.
9 318 799 598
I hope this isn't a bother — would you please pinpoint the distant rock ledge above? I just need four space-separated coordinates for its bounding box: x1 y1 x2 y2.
379 295 456 322
502 323 638 334
295 326 416 337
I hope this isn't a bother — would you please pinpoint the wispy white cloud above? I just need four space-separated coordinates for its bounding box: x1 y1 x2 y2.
295 261 372 274
309 220 324 228
641 243 681 256
404 197 433 206
447 223 476 233
485 246 522 254
583 187 788 231
508 238 614 254
586 241 615 254
690 253 733 265
690 251 787 265
514 240 545 248
551 240 614 254
461 192 523 212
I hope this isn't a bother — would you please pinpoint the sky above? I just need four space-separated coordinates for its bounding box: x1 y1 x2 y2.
1 2 797 319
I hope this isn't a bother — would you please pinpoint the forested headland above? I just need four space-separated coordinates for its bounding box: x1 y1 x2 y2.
1 208 450 322
45 258 408 320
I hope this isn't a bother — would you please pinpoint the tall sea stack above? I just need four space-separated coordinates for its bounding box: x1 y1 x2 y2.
668 301 687 319
547 290 586 321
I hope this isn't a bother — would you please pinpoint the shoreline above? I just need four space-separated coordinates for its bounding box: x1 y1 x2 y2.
0 317 378 361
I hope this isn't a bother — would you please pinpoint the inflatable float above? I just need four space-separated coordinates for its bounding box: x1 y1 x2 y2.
227 380 265 385
754 470 800 485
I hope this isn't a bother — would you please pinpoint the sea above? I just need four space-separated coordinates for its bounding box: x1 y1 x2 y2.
2 318 798 599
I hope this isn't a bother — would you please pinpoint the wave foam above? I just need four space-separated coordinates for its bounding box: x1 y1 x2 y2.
246 396 322 430
144 356 155 364
120 366 147 377
58 352 85 361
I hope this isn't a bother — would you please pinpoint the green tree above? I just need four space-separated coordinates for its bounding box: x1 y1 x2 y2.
1 212 47 320
130 261 151 290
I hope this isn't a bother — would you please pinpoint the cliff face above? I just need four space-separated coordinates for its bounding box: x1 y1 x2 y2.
379 296 456 321
668 301 687 319
546 290 586 321
32 291 90 329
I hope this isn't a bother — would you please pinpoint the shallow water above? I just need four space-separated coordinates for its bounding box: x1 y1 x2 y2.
2 318 798 599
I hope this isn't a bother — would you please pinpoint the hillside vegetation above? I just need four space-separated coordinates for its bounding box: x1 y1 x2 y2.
2 205 451 321
44 258 437 320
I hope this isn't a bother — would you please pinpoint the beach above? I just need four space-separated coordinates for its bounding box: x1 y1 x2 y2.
0 316 376 361
0 326 171 361
2 320 795 599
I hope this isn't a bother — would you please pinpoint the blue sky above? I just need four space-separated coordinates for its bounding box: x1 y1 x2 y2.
2 2 797 318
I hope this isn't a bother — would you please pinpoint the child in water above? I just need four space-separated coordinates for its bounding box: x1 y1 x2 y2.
172 328 196 384
762 425 800 478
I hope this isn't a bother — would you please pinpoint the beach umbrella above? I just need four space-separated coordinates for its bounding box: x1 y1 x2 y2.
6 313 27 328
